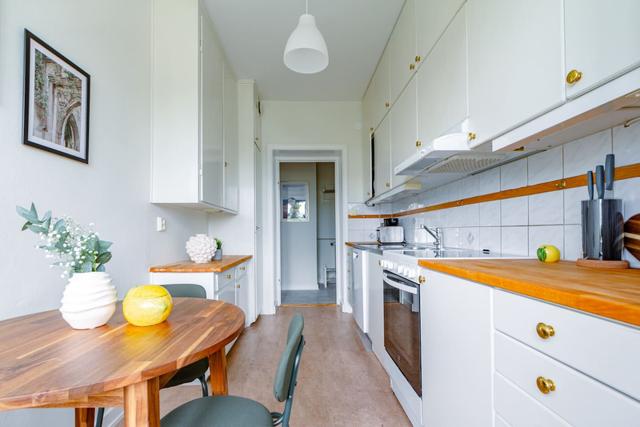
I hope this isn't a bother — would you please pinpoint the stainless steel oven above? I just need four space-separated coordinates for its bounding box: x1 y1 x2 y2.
383 269 421 396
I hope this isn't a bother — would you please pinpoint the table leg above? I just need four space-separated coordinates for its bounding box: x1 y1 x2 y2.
74 408 95 427
124 377 160 427
208 349 228 395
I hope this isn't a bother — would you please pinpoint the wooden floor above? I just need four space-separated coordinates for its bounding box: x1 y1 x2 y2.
156 306 411 426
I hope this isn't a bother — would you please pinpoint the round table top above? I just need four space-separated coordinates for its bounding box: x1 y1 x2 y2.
0 298 245 409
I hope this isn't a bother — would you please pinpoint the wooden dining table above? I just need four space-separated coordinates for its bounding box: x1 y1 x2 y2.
0 298 245 426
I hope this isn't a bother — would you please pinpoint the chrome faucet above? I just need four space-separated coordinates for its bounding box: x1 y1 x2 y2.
421 225 442 250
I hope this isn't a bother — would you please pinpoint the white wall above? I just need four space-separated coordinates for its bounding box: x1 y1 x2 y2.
280 163 318 290
261 101 365 202
0 1 207 425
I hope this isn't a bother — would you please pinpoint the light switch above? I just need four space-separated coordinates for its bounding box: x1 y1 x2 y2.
156 216 166 232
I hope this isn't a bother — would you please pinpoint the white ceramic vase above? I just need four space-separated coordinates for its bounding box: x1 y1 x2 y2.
59 272 117 329
186 234 216 263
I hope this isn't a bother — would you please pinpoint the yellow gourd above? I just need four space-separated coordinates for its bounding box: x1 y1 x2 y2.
123 285 173 326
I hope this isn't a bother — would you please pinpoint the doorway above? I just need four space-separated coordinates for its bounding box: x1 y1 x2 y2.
279 162 337 305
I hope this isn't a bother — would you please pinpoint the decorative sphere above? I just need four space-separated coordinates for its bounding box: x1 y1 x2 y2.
186 234 216 263
123 285 173 326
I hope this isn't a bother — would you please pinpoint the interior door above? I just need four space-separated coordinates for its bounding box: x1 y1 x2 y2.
467 0 564 145
564 0 640 99
200 13 224 206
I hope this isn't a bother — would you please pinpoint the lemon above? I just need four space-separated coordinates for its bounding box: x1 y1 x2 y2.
537 245 561 263
123 285 173 326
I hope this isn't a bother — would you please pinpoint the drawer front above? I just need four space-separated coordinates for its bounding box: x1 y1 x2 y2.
495 372 569 427
216 268 235 291
495 331 640 426
235 262 249 280
494 289 640 401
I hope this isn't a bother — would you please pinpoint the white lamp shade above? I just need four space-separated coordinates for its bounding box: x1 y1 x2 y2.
284 14 328 74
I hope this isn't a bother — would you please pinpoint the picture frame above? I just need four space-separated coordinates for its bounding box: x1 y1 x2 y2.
281 182 310 222
23 29 90 163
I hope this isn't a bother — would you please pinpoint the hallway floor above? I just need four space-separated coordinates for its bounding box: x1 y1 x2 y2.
281 283 336 304
157 306 410 426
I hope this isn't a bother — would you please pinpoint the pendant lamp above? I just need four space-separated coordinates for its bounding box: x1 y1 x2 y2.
283 0 328 74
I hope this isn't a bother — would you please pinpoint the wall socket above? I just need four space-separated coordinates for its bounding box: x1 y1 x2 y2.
156 216 166 232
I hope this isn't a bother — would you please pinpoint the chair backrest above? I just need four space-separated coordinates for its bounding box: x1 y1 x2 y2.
161 284 207 299
272 313 305 426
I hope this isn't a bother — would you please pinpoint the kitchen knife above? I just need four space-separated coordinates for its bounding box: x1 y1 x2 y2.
587 171 594 200
595 165 605 199
605 153 615 193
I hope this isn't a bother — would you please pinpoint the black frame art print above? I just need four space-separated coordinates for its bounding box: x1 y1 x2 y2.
23 30 90 163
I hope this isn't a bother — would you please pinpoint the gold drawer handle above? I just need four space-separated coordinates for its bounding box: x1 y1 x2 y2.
416 140 422 147
384 101 390 108
240 266 246 271
536 376 556 394
467 132 477 141
566 69 583 85
409 63 415 70
226 274 232 279
536 322 555 339
415 55 422 63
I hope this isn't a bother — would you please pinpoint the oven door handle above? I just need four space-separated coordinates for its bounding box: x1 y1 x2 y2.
383 273 418 295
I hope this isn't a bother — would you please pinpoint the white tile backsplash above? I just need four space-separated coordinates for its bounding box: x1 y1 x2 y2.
479 201 501 226
479 227 501 254
459 227 480 250
563 129 612 178
616 177 640 218
501 197 528 226
528 146 563 185
613 121 640 167
500 158 528 190
564 187 587 225
529 191 564 225
564 225 582 261
528 226 564 258
502 227 528 256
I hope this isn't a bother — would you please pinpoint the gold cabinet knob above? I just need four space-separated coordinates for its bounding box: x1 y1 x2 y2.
409 63 415 70
418 275 426 284
468 132 477 141
226 274 232 279
566 69 583 85
385 182 391 188
415 55 422 63
385 101 390 108
536 322 555 339
415 140 422 147
536 376 556 394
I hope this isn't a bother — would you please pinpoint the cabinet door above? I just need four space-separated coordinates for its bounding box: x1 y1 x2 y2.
200 12 224 206
236 266 250 324
391 77 418 187
223 60 239 212
415 0 465 60
367 253 384 359
388 0 417 105
467 0 564 145
421 269 493 427
368 48 390 131
565 0 640 99
417 5 467 148
373 114 391 196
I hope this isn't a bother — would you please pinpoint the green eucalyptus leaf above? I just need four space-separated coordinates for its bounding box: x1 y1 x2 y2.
16 205 39 223
96 264 106 272
21 221 31 231
28 224 46 233
98 240 113 251
29 203 38 218
96 252 112 265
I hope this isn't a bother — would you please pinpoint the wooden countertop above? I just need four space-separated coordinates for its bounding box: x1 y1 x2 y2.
418 259 640 327
149 255 252 273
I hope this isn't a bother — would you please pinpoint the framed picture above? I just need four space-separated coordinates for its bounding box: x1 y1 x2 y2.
281 182 310 222
23 30 90 163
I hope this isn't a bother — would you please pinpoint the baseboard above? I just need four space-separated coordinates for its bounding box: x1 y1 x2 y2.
282 284 322 291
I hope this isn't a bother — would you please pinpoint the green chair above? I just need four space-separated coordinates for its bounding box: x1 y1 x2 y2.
161 313 305 427
95 284 210 427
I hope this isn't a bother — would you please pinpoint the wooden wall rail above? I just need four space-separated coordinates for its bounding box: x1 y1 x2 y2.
348 162 640 220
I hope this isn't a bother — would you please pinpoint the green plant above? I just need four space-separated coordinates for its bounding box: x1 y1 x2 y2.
17 203 113 278
215 238 222 250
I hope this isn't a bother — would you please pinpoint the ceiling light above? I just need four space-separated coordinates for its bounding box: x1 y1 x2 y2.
283 0 328 74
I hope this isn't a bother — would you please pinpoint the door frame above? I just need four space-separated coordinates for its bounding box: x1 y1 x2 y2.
263 145 349 313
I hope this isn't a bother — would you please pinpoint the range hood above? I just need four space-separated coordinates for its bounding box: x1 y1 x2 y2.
365 181 421 206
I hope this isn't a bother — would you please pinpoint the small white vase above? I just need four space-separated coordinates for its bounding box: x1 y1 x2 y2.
59 272 117 329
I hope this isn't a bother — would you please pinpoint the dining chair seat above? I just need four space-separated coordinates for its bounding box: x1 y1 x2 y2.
161 395 273 427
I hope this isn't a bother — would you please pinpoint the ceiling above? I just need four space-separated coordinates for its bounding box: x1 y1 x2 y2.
203 0 405 101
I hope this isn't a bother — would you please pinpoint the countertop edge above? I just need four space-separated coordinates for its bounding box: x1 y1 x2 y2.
419 259 640 328
149 255 253 273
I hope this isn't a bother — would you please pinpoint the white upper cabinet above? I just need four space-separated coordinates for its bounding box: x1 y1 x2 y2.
467 0 564 145
373 114 391 196
151 0 238 213
415 0 465 61
200 12 225 207
365 48 390 132
417 5 468 145
391 77 418 187
388 0 417 106
564 0 640 99
223 61 239 213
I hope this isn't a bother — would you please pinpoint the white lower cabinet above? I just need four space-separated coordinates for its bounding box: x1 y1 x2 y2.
420 269 493 427
366 253 384 360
